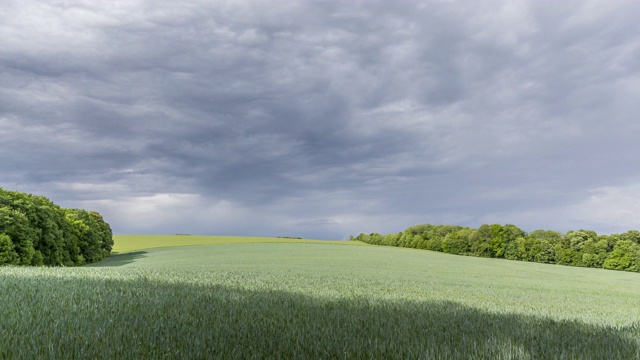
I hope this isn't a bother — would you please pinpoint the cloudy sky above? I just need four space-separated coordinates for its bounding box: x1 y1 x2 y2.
1 1 640 239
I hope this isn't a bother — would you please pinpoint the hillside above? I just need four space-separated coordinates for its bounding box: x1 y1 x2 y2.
1 238 638 358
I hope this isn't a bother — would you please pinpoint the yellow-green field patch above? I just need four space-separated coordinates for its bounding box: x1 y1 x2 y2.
112 234 364 253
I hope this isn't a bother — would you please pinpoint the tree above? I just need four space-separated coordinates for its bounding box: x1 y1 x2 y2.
0 234 18 265
504 237 529 261
442 229 473 255
495 224 526 259
350 223 640 273
528 229 562 243
581 238 609 268
530 239 555 264
526 230 560 264
425 236 443 252
65 209 112 263
0 206 36 265
0 187 113 266
403 224 433 238
620 230 640 244
565 230 597 252
603 240 640 272
383 233 400 247
470 224 495 257
551 230 593 267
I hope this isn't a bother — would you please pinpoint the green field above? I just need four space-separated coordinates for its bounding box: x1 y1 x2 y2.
1 236 639 358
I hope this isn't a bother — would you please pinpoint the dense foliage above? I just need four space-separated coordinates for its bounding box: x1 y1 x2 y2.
0 187 112 266
352 224 640 272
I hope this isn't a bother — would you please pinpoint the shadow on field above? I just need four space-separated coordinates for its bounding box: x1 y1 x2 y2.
86 251 149 267
2 272 638 359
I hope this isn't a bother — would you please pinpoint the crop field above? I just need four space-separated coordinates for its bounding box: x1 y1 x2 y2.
1 237 640 359
111 234 359 253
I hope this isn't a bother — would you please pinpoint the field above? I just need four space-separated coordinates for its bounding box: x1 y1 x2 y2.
1 236 639 358
110 234 359 253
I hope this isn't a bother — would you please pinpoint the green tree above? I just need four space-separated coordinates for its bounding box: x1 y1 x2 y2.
383 233 400 247
0 234 18 265
350 223 640 273
442 229 473 255
403 224 433 238
528 229 562 244
0 187 113 266
581 238 609 268
504 237 529 261
425 236 443 252
620 230 640 244
603 240 640 272
526 230 560 264
0 206 36 265
530 239 555 264
65 209 112 263
470 224 494 257
566 230 597 252
497 225 526 259
404 234 423 249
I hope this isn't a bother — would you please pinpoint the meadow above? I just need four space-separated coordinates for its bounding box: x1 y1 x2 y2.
1 236 639 358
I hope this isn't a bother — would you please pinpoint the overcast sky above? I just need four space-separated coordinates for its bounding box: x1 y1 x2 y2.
1 1 640 239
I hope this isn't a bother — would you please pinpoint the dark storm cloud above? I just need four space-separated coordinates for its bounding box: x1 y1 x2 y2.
2 0 640 237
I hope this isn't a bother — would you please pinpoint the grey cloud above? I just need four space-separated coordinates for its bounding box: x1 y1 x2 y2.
2 1 640 237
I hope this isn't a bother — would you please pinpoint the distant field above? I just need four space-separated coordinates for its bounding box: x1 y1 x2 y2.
111 234 358 253
1 239 639 358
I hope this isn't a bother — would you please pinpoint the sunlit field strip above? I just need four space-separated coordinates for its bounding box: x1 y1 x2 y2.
112 234 363 253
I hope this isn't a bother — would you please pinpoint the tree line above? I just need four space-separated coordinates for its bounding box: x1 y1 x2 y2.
351 223 640 272
0 187 113 266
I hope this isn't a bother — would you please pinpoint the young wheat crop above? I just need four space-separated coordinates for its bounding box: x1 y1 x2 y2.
1 242 638 359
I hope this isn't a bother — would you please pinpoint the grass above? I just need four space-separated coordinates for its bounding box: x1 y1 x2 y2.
1 237 639 358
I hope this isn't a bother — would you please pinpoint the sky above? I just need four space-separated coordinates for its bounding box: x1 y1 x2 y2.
1 0 640 239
